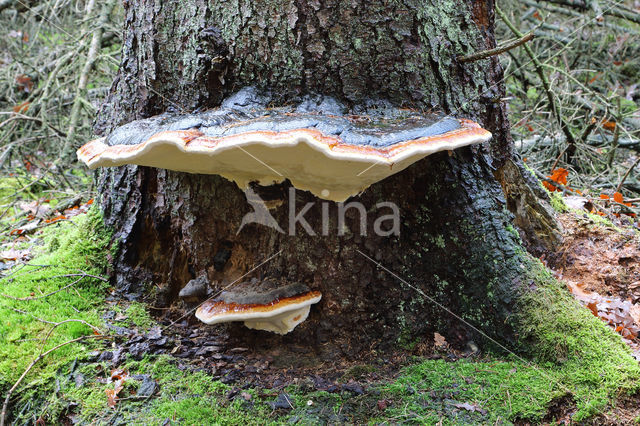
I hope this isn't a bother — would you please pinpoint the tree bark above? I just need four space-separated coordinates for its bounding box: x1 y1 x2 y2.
95 0 560 357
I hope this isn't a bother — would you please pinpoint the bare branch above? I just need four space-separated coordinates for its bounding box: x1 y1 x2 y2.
458 32 535 63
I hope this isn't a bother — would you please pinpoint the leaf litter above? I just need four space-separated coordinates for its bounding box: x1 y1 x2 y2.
550 212 640 359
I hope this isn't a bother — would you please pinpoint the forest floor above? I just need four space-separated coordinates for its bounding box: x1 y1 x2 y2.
1 184 640 425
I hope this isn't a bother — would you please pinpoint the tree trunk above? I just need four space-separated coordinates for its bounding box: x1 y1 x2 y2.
94 0 560 357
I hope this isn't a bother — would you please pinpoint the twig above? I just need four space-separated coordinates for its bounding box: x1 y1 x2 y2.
550 145 569 172
0 272 108 301
496 6 579 162
0 335 106 426
64 0 118 156
606 98 621 168
579 118 598 143
616 157 640 194
6 307 102 336
0 112 67 137
0 0 14 11
521 0 640 33
457 32 535 63
538 0 640 24
39 319 102 355
6 307 58 325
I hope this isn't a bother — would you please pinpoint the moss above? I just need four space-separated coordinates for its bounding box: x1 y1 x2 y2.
580 210 625 233
340 364 377 382
381 357 562 423
60 355 276 424
512 258 640 421
110 301 155 332
286 386 379 424
505 223 521 240
548 191 568 213
382 308 640 423
0 207 113 419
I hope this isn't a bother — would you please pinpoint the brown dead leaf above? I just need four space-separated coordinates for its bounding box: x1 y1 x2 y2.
18 200 51 218
15 74 33 93
105 384 124 409
630 304 640 326
434 332 447 349
106 369 129 409
0 248 30 261
12 101 30 113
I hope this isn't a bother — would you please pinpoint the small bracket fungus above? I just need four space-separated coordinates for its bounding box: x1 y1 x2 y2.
78 89 492 202
195 280 322 334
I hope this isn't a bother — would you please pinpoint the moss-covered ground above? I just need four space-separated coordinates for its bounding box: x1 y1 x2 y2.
1 203 639 424
0 207 112 420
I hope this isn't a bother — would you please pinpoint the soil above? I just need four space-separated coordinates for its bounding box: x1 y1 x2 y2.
101 306 449 390
552 213 640 303
549 212 640 358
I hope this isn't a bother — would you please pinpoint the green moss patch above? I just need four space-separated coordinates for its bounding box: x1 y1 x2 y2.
375 257 640 424
514 260 640 421
57 355 276 425
0 207 112 418
380 357 562 423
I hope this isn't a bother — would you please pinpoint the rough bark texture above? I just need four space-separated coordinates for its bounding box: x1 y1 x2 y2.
95 0 560 357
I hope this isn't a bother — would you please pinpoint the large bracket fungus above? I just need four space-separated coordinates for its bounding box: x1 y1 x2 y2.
80 89 492 334
78 89 492 202
195 281 322 335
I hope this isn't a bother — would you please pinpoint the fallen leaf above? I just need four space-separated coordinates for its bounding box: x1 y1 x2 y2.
44 215 67 224
377 399 391 410
12 101 29 113
454 402 487 415
434 332 447 349
630 304 640 326
613 192 624 204
18 200 51 218
0 248 30 261
15 74 33 93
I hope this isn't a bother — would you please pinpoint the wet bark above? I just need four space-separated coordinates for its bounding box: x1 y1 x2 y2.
95 0 560 357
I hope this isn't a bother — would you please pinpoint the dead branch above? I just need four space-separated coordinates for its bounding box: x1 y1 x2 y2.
39 319 103 354
7 306 58 325
537 0 640 24
616 157 640 193
458 32 535 63
64 0 118 154
0 272 108 301
497 6 579 161
0 335 106 426
0 112 67 137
